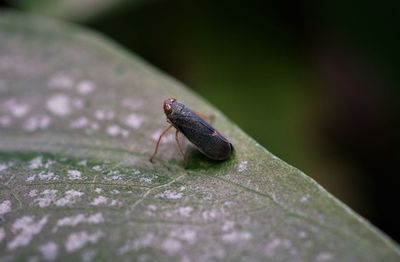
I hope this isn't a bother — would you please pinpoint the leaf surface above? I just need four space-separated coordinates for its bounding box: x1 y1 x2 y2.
0 12 399 261
15 0 138 22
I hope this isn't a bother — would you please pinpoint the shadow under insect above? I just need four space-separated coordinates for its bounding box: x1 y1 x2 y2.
183 144 235 171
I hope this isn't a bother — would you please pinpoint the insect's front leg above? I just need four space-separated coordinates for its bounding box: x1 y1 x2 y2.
149 124 173 163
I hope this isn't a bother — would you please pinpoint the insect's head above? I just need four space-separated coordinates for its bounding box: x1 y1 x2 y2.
163 98 177 115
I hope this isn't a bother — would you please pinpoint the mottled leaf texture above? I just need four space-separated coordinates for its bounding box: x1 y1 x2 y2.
0 11 399 262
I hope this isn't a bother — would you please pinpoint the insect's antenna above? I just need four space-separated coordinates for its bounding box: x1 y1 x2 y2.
150 124 174 163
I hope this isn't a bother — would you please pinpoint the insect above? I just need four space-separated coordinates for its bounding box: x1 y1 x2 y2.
150 98 233 162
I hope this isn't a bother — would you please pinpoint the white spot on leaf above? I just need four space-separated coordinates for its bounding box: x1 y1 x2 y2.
78 160 87 166
202 210 217 221
106 125 119 136
238 161 248 173
44 160 55 168
46 94 72 116
123 113 144 129
170 229 197 244
106 124 129 138
76 80 96 95
139 177 152 183
109 199 122 206
118 233 155 255
0 200 11 215
70 117 89 129
147 205 157 211
53 213 104 232
23 115 51 132
67 170 82 180
300 195 310 203
161 238 182 255
95 108 114 121
38 242 58 261
33 190 84 208
298 231 307 239
26 174 36 182
28 189 38 197
264 238 291 257
4 99 30 118
157 190 183 200
92 165 102 171
90 196 108 206
0 163 9 172
34 189 58 208
65 231 104 253
8 215 49 250
222 231 252 243
55 190 84 207
104 170 122 181
38 171 57 181
178 206 193 217
110 189 120 195
29 156 43 169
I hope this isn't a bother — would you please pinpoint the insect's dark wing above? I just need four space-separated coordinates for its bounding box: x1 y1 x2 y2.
171 111 232 160
176 114 214 134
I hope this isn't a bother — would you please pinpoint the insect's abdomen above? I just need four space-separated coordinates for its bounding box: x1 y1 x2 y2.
171 110 232 160
194 134 232 160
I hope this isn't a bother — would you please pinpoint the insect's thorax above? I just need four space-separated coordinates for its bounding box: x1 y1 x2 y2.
167 104 193 124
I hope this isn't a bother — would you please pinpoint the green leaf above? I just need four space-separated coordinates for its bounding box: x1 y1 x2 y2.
0 11 399 261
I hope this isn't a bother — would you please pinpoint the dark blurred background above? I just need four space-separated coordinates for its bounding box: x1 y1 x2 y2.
3 0 400 242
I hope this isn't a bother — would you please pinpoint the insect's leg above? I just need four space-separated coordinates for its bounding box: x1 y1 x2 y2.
175 129 186 160
149 124 174 163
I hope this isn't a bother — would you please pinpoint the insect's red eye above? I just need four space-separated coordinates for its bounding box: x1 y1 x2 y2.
164 103 172 113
